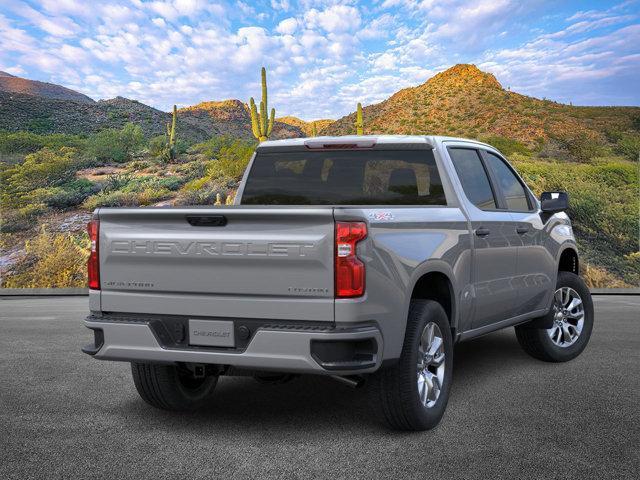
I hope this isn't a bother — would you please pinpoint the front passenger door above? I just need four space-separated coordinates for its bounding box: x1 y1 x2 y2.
481 151 556 315
447 147 520 329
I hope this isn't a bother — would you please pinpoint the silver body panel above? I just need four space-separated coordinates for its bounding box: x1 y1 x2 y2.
85 135 577 374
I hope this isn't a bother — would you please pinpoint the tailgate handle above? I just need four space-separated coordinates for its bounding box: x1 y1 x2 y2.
186 215 227 227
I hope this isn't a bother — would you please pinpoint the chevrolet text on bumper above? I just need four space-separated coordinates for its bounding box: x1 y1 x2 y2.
83 135 594 431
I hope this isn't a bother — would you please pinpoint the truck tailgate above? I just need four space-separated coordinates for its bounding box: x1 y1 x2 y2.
97 207 335 322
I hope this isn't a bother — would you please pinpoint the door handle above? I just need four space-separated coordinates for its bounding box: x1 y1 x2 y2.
475 227 491 237
516 226 530 235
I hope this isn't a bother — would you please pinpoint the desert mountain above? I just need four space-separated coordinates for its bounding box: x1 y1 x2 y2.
276 116 334 136
0 71 304 142
0 90 301 143
2 65 638 147
0 71 94 104
0 91 211 142
322 64 639 146
178 100 303 140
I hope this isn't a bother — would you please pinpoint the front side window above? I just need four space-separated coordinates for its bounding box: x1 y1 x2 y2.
241 150 446 205
448 148 497 210
484 152 530 211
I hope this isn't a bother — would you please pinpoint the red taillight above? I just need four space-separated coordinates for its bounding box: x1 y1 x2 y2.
335 221 367 298
87 219 100 290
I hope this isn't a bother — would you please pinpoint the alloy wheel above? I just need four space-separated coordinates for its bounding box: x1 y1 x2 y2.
547 287 585 348
417 322 446 408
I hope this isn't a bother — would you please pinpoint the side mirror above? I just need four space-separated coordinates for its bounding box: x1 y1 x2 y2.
540 191 569 213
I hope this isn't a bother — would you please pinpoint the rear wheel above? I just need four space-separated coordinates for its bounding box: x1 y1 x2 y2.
515 271 594 362
131 362 218 411
369 300 453 431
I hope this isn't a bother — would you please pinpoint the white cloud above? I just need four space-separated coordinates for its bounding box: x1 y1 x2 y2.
371 52 397 70
152 17 166 28
9 2 80 37
276 17 298 35
358 13 395 39
57 44 90 63
1 65 26 76
271 0 291 11
147 1 179 21
304 5 361 33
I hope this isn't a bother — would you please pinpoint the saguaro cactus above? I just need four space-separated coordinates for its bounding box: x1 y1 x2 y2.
355 102 363 135
310 122 317 137
249 67 275 142
165 104 177 161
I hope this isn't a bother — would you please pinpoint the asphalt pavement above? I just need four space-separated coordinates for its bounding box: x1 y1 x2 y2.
1 295 638 479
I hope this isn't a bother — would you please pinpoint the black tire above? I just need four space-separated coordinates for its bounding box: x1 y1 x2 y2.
515 271 594 362
369 300 453 431
131 363 218 411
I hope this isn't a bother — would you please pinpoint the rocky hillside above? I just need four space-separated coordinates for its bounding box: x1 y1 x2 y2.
179 100 303 140
0 91 210 142
0 72 304 142
322 64 640 147
0 71 94 104
276 116 334 136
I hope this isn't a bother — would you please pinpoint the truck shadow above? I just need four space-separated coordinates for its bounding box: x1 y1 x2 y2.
122 329 537 432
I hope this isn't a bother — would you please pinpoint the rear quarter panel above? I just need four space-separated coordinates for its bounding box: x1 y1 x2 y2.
334 207 473 360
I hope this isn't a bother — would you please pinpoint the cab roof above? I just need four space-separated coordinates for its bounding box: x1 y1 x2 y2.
257 135 495 150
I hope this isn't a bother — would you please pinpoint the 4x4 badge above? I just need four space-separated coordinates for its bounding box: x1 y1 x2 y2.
368 211 394 221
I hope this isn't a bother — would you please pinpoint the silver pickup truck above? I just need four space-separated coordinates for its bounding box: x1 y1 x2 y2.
83 135 594 431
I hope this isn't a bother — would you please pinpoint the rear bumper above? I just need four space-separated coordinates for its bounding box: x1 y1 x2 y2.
83 316 383 375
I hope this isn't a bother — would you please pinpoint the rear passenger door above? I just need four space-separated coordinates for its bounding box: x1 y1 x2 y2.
480 150 556 315
447 147 520 329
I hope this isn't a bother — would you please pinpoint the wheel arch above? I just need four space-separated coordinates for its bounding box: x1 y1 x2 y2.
557 246 579 275
407 262 458 336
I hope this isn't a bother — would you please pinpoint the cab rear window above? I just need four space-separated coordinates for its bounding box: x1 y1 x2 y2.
241 150 446 205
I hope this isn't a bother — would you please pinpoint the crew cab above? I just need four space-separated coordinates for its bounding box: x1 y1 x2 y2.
83 136 594 430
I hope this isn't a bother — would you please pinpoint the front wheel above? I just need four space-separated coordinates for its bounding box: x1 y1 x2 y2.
369 300 453 431
515 271 594 362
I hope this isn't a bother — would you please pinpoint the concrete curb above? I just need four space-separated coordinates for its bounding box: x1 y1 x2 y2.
590 288 640 295
1 288 638 296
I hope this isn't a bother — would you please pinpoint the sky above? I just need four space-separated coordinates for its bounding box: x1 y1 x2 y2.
0 0 638 120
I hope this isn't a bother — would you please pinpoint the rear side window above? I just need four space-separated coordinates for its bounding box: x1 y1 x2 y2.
241 150 446 205
483 152 531 211
448 148 497 210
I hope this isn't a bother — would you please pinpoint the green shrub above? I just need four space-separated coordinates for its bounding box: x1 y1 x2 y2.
156 176 185 191
174 186 223 206
148 135 167 157
0 131 87 154
0 203 48 232
192 136 256 161
102 173 134 192
88 123 144 163
614 133 640 160
0 147 81 208
148 135 188 162
83 187 172 210
481 136 531 156
1 227 89 288
82 191 139 209
30 178 98 209
174 160 206 181
215 141 254 178
553 132 603 162
27 117 54 134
